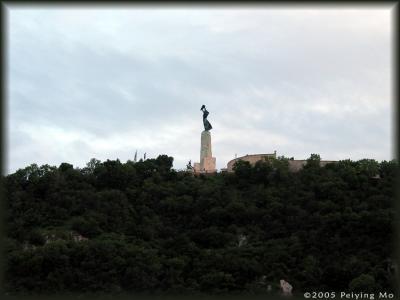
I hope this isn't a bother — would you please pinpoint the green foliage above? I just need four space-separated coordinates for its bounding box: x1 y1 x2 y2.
59 162 74 172
349 274 379 293
70 216 102 238
84 158 101 174
27 229 46 246
3 156 397 295
233 160 252 176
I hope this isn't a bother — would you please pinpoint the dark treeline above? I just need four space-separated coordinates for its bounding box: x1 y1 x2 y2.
2 154 398 295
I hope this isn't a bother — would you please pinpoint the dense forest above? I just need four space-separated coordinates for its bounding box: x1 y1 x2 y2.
2 154 398 296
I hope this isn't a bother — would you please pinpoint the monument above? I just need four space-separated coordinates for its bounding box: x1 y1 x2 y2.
194 105 216 173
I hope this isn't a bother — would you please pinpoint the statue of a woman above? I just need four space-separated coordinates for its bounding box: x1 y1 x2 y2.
200 105 212 131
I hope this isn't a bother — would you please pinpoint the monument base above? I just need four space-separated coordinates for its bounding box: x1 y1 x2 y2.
194 162 201 173
202 156 216 172
193 161 216 173
194 129 216 173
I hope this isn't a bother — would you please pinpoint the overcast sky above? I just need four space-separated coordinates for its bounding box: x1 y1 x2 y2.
6 5 394 174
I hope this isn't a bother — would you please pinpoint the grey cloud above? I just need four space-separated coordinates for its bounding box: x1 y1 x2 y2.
7 7 393 173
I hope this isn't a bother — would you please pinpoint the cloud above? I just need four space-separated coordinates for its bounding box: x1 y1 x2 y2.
6 5 393 174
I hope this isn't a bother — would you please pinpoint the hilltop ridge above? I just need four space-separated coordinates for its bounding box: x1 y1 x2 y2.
3 154 397 295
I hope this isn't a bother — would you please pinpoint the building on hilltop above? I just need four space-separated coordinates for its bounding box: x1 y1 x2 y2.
224 152 277 172
223 152 336 172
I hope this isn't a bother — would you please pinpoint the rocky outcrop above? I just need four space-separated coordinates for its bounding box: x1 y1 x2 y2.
280 279 293 296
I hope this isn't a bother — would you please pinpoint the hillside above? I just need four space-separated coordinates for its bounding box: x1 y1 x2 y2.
3 155 397 295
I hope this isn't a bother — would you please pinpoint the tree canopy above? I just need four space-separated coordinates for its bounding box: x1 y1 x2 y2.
3 154 397 296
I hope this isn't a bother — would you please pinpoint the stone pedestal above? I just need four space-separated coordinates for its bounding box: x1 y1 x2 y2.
194 130 216 173
193 162 201 173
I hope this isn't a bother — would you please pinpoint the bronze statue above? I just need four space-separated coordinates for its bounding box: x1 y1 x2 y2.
200 105 212 131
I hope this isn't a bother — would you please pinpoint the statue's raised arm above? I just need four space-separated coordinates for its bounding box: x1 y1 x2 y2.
200 105 212 131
